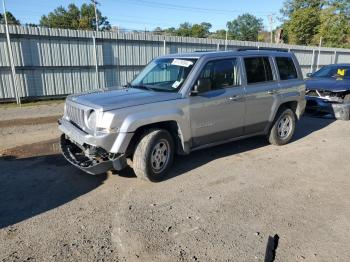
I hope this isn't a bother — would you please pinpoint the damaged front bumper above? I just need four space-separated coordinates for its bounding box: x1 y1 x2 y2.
58 118 130 175
60 134 127 175
305 96 350 120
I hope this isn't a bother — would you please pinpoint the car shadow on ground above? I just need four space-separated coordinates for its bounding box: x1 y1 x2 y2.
292 115 335 140
117 116 335 181
0 116 335 228
0 154 107 229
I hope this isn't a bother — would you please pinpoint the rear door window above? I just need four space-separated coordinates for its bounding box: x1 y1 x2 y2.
244 57 273 84
276 57 298 80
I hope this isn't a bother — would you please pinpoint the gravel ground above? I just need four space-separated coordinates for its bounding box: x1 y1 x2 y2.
1 116 350 262
0 102 64 121
0 123 60 150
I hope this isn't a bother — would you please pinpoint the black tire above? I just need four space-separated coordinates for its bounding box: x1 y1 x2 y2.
268 108 296 146
133 129 174 182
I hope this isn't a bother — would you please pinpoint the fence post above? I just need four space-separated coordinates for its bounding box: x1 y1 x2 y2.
92 35 100 90
217 43 220 51
334 51 338 64
316 37 322 71
163 39 166 55
2 0 21 105
310 50 315 73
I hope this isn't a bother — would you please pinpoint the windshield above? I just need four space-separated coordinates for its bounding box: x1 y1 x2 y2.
130 58 197 92
312 65 350 78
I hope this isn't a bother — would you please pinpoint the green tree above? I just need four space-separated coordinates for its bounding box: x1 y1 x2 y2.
0 12 20 25
176 22 192 36
153 27 163 35
190 22 212 38
40 3 110 31
313 7 350 48
210 29 228 40
227 14 263 41
284 7 320 45
157 22 212 38
280 0 324 19
328 0 350 19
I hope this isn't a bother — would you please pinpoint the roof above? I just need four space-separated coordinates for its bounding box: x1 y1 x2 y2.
160 49 293 59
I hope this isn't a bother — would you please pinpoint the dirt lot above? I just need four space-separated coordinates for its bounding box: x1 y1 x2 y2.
0 116 350 262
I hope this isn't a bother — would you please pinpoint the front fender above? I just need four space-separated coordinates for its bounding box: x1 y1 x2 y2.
111 108 191 154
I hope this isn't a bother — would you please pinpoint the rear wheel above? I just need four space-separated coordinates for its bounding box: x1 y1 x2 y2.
268 108 296 146
133 129 174 182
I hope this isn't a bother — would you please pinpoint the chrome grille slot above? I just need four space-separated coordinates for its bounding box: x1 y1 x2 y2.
66 103 85 129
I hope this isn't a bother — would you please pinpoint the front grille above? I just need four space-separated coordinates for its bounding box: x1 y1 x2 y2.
66 103 85 129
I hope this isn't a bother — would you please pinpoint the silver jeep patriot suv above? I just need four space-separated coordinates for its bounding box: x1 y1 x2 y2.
59 50 306 181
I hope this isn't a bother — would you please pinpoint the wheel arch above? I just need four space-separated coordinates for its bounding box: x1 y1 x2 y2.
266 100 299 135
271 100 300 122
125 120 188 157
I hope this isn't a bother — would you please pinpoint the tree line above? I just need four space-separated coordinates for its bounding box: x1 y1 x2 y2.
0 0 349 48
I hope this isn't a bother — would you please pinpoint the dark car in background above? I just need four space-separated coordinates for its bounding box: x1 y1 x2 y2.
305 64 350 120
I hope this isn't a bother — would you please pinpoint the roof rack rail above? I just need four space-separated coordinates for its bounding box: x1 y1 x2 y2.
236 47 289 52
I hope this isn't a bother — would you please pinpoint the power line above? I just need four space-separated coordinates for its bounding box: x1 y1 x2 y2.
119 0 276 15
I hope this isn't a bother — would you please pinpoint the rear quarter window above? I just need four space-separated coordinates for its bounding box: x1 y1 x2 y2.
244 57 273 84
276 57 298 80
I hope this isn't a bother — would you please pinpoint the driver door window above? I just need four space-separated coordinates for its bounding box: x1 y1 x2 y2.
197 58 240 92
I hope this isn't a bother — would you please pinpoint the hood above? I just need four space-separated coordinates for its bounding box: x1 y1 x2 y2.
68 88 182 111
306 77 350 92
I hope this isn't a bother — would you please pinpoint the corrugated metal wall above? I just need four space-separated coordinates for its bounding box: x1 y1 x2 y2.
1 24 350 100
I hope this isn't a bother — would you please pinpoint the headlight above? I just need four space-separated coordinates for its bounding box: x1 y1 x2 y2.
86 110 97 130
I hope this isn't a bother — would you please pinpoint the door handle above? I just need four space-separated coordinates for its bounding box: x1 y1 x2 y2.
267 90 277 95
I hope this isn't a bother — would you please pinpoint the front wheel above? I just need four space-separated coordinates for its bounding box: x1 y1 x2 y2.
133 129 174 182
268 108 296 146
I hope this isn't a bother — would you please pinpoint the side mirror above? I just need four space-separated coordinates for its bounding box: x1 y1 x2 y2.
191 78 212 95
306 73 313 78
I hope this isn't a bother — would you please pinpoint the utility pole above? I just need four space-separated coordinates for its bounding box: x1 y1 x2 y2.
267 14 275 44
91 0 99 32
2 0 20 105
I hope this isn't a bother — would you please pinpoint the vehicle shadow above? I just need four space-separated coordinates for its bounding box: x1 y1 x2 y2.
292 115 335 140
0 154 107 229
117 116 335 182
165 116 335 181
0 116 334 228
